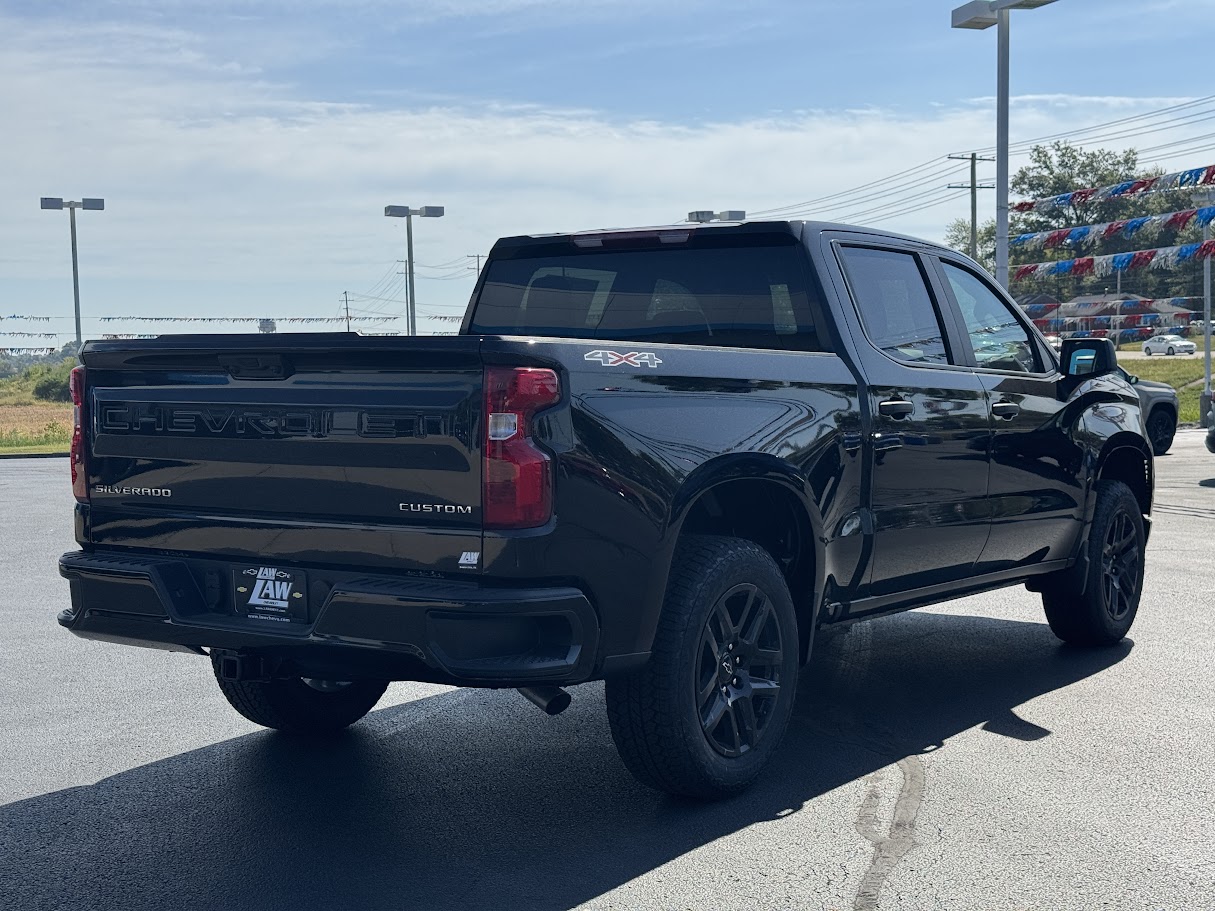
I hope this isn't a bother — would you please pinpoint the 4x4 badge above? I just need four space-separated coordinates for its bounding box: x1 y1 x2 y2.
584 350 662 368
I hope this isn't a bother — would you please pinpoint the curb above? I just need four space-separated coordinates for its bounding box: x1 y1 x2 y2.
0 451 69 460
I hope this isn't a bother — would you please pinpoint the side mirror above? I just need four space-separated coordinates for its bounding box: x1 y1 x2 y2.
1061 337 1117 379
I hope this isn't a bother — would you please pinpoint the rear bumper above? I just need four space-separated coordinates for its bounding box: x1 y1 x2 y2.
58 550 599 686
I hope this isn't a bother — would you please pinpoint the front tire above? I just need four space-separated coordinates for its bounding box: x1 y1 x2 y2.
211 656 388 734
1040 481 1145 646
1147 409 1176 456
605 535 799 799
1143 346 1152 356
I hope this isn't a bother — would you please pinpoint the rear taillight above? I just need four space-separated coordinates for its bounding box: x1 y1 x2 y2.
484 366 560 529
69 365 88 502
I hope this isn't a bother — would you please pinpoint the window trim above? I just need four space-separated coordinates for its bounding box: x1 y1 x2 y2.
931 255 1060 379
832 241 971 372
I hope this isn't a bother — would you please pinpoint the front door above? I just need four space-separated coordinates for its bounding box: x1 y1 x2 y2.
835 244 992 600
934 258 1084 572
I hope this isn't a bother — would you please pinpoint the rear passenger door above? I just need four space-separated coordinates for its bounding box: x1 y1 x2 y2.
832 243 992 600
931 257 1084 572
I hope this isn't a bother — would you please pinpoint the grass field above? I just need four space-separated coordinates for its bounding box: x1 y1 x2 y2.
0 403 71 454
1121 359 1207 423
1123 358 1206 388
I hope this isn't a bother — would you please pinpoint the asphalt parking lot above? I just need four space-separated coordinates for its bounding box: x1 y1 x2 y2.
2 435 1213 911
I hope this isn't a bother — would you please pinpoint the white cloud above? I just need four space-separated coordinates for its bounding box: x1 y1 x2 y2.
1 11 1208 336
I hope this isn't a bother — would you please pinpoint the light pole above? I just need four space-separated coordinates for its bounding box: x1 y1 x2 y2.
41 197 104 350
1195 188 1215 427
952 0 1059 289
384 205 445 335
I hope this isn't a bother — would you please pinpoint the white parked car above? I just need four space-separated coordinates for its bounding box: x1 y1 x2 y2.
1142 334 1196 356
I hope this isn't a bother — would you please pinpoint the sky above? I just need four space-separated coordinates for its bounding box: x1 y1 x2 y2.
2 0 1214 341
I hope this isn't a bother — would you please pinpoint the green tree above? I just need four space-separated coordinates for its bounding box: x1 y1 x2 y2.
944 216 996 273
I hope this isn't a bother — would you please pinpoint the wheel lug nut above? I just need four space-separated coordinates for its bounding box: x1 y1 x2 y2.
732 677 740 686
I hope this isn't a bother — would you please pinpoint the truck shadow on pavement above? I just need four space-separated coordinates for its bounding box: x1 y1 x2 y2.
1 610 1130 911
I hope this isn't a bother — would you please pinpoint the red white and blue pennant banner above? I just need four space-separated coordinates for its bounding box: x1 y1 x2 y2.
0 332 59 338
0 347 57 354
1012 240 1215 282
1 314 52 322
1011 206 1215 251
1012 165 1215 214
96 315 399 324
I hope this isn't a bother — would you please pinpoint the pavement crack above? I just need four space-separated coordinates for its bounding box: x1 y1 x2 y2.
852 755 926 911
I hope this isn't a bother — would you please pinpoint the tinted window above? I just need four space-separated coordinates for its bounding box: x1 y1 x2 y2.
469 237 826 352
839 247 950 365
942 262 1039 373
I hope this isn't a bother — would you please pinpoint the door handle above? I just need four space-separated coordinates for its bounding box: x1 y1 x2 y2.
991 400 1020 420
878 398 914 419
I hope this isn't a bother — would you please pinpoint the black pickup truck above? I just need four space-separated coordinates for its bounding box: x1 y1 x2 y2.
59 220 1153 798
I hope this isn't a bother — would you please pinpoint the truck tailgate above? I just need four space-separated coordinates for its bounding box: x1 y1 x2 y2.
80 335 484 573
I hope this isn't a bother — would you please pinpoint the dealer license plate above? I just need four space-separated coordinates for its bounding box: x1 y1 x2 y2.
232 565 308 624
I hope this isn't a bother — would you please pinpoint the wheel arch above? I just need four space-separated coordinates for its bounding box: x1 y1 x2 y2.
1096 434 1153 516
669 454 825 663
1147 400 1177 421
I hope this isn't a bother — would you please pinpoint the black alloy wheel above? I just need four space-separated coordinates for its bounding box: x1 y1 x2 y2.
605 535 800 798
1146 410 1175 456
1039 480 1144 646
1100 508 1141 623
696 582 784 758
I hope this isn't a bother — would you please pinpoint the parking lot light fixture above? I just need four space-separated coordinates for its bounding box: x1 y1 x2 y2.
952 0 1059 288
384 205 446 335
41 197 105 350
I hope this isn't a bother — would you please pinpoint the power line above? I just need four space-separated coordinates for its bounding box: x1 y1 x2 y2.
865 188 973 225
750 157 955 216
969 93 1215 155
753 94 1215 220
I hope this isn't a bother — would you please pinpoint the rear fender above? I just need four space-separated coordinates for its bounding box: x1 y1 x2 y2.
667 453 826 662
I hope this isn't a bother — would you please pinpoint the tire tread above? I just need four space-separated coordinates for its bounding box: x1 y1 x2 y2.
211 657 388 733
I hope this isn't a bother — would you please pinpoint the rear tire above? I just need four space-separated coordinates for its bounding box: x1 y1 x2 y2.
1167 346 1175 356
1147 409 1176 456
211 656 388 734
605 535 799 799
1040 481 1144 647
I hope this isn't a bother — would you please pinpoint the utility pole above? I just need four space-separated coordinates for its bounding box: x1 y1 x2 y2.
467 254 483 275
948 153 995 261
342 291 351 332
